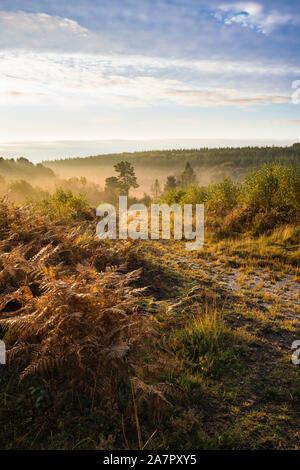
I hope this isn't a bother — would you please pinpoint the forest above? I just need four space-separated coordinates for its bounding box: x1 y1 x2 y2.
45 143 300 168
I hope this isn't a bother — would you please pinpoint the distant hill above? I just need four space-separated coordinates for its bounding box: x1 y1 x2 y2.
44 144 300 170
0 157 55 181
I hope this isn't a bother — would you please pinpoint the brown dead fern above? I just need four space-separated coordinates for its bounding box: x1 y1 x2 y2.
0 199 168 411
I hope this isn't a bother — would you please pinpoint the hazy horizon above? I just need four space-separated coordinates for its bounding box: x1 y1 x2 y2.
0 138 298 163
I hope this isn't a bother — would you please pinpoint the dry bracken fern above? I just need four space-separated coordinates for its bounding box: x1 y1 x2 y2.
0 199 167 408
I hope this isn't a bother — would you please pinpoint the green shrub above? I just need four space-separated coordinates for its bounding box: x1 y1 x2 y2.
38 189 88 220
243 164 300 212
206 178 240 214
160 179 240 213
181 184 208 205
159 163 299 235
160 187 186 205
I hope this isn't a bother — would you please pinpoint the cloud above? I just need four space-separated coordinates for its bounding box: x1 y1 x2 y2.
162 88 289 106
0 50 296 108
0 3 299 67
0 10 90 51
5 90 24 96
272 120 300 125
1 50 299 85
215 2 297 34
0 6 298 110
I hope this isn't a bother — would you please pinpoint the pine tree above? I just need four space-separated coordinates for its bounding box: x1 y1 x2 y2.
164 176 177 191
114 161 139 196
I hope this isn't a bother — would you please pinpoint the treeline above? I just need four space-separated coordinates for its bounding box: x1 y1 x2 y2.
0 157 55 181
44 143 300 169
3 160 299 238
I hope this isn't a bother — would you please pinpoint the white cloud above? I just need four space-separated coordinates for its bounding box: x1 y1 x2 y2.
0 10 90 50
220 2 262 17
0 50 295 107
162 88 289 106
217 2 296 34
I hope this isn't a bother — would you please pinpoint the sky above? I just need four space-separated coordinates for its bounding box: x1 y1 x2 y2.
0 0 300 146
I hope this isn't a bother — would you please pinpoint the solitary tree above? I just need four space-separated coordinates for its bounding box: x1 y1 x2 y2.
114 161 139 196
